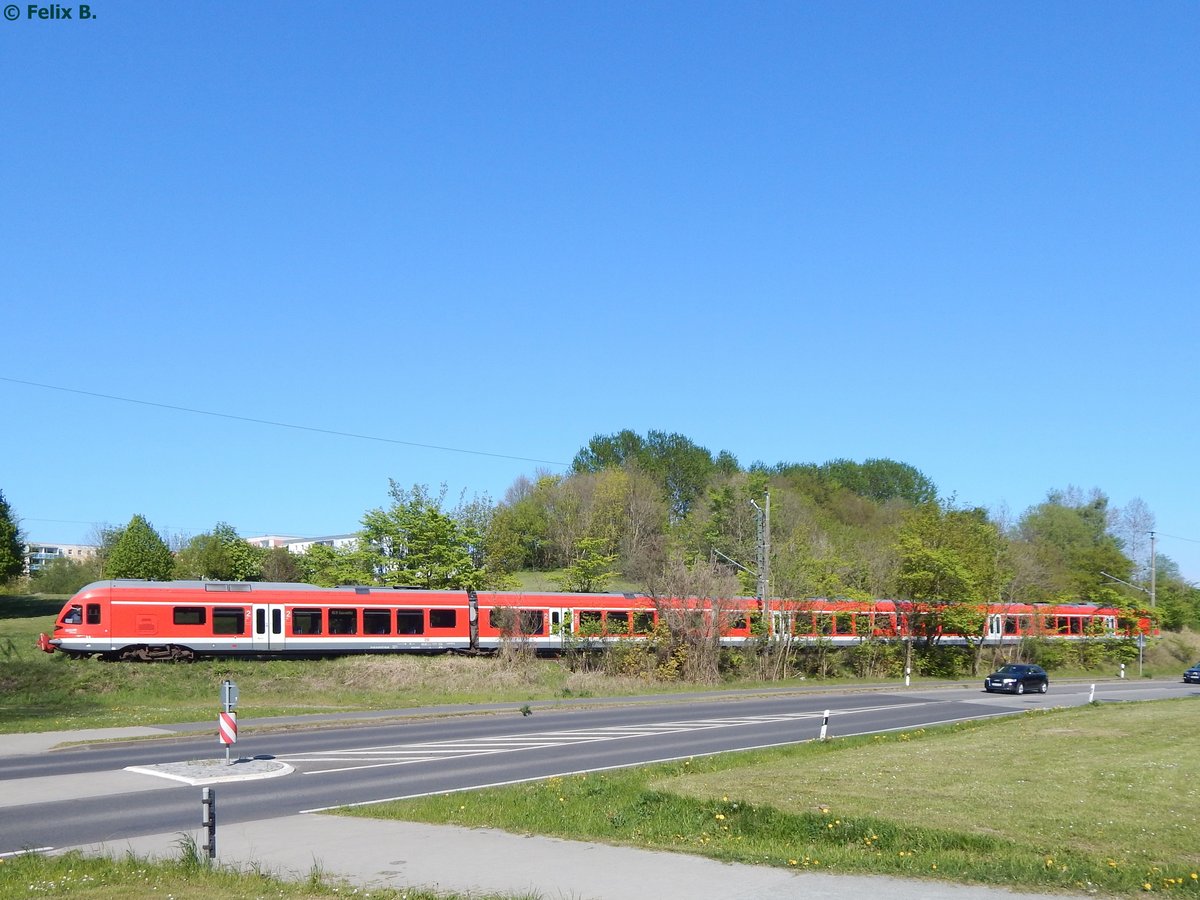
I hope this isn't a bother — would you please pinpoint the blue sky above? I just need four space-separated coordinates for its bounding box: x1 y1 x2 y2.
2 1 1197 582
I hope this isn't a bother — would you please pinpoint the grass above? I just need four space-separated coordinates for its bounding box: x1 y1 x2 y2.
0 846 528 899
342 699 1200 896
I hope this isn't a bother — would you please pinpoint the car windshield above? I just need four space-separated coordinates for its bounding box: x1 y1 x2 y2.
996 665 1024 674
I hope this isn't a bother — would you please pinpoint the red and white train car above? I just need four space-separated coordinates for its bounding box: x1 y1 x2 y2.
37 580 1151 660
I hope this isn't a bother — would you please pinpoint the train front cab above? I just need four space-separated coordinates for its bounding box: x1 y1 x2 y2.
40 582 112 656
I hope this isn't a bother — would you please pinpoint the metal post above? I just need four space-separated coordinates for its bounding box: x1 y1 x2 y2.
201 787 216 859
1089 684 1095 703
750 492 770 606
1149 531 1156 608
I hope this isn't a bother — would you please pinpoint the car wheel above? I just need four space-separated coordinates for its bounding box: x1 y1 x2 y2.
1039 682 1048 694
1016 682 1025 695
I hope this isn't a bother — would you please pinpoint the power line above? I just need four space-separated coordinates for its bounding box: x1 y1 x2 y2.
1157 532 1200 545
1 376 570 468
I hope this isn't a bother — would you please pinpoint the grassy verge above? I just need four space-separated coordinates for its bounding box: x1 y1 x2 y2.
342 699 1200 896
0 846 525 899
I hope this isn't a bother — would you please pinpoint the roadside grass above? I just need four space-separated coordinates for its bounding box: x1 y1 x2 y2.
0 847 527 899
343 699 1200 896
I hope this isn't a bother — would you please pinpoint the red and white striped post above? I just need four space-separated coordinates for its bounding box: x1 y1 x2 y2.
218 680 239 765
218 711 237 764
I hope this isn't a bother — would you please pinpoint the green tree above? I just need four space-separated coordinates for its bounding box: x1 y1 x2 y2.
572 429 728 522
895 502 1002 671
820 458 938 505
104 515 175 580
261 546 303 582
0 489 23 584
553 537 620 592
360 482 496 590
30 557 103 594
297 542 373 587
1018 488 1133 602
175 523 265 581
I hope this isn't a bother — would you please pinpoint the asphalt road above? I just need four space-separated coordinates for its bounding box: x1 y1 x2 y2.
1 679 1192 854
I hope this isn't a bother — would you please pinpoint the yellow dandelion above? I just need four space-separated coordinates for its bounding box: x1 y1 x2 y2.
788 859 797 866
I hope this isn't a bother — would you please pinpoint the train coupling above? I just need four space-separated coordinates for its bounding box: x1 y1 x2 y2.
37 633 56 654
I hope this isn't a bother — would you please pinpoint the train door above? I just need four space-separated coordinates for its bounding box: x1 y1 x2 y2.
252 604 285 652
550 607 569 651
987 614 1003 641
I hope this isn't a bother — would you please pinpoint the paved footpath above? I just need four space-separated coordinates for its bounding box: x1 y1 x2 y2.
5 718 1096 900
87 814 1086 900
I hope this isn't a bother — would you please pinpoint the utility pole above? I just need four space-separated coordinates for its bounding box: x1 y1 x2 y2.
750 491 770 605
1149 531 1156 608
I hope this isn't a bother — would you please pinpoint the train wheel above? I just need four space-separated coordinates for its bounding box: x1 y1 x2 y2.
1015 682 1025 695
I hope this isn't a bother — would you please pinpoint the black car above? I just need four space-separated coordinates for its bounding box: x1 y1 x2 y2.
1184 663 1200 684
984 664 1049 694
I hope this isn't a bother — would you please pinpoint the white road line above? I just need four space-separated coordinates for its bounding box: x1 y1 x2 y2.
282 701 935 774
298 706 1025 814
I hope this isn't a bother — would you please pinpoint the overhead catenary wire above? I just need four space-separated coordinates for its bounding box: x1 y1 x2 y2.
0 376 570 468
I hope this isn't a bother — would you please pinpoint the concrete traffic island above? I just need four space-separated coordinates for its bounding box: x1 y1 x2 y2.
125 756 293 786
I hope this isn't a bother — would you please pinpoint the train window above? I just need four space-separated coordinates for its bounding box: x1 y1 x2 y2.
578 610 603 632
396 610 424 635
632 611 655 634
329 608 358 635
174 607 206 626
63 605 82 624
363 610 391 635
213 607 246 635
834 612 854 634
519 609 544 635
489 608 516 631
607 611 630 634
86 604 101 625
727 613 748 631
256 609 266 633
815 614 833 636
430 609 457 629
1004 616 1018 635
292 608 323 635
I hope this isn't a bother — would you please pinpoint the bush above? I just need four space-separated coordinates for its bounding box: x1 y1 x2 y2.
30 558 101 596
914 645 970 678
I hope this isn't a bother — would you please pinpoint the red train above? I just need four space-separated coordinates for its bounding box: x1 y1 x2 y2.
37 580 1153 661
